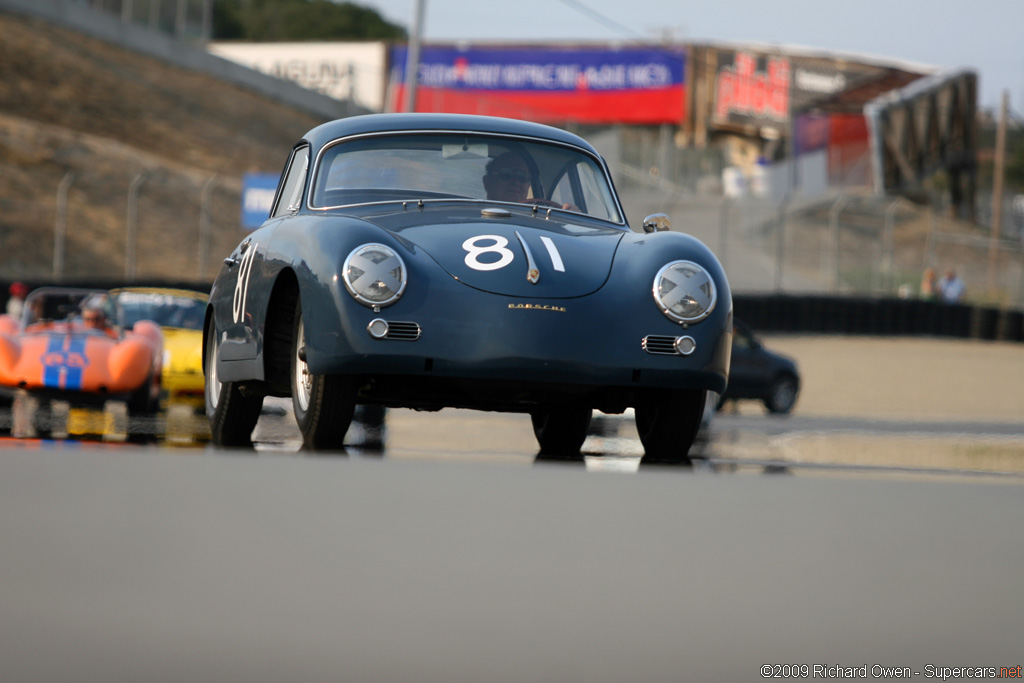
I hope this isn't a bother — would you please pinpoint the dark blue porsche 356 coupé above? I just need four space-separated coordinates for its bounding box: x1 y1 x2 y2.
205 113 732 463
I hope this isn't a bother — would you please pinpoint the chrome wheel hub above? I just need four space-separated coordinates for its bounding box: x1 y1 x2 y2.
295 318 311 412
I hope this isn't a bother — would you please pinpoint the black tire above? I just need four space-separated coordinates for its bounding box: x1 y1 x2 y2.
763 376 799 414
205 314 263 447
127 372 160 415
530 407 592 456
126 380 158 443
291 303 355 451
635 389 706 464
354 404 387 451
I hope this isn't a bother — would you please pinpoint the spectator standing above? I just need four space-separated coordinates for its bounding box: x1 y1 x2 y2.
937 268 966 303
6 282 28 318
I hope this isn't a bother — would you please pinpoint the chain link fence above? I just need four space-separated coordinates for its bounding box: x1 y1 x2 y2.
595 126 1024 310
0 167 243 284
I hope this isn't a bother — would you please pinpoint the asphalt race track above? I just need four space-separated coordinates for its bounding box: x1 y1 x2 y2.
1 405 1022 681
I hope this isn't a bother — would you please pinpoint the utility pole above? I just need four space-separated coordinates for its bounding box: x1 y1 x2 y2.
403 0 425 113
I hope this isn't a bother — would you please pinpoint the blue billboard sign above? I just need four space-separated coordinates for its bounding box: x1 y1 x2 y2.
241 173 280 229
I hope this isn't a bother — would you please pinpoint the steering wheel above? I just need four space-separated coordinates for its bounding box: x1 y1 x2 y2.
525 198 581 212
524 198 562 208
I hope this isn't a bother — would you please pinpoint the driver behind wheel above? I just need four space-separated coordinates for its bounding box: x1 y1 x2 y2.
482 151 532 203
81 305 116 337
482 151 577 210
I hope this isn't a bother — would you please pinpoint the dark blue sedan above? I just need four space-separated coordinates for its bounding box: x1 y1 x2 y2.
719 320 800 414
204 114 731 462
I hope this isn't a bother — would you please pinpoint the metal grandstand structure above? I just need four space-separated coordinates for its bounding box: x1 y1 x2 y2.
865 70 978 216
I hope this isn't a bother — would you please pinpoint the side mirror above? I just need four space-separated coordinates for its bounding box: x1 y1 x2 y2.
642 213 671 233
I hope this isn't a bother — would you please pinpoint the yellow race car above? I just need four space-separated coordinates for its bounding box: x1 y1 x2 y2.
113 288 206 412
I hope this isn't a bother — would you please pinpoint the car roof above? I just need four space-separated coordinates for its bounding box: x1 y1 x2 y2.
300 114 601 156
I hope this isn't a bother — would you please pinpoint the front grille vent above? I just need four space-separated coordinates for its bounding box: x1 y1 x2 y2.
385 321 421 341
642 335 678 355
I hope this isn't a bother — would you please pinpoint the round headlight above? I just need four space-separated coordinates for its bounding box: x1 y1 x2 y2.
652 260 717 324
342 244 407 307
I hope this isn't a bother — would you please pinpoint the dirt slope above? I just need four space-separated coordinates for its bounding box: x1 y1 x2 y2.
0 11 321 282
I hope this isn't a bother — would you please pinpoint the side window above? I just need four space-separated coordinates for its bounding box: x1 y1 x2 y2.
551 173 576 211
272 146 310 218
574 162 614 220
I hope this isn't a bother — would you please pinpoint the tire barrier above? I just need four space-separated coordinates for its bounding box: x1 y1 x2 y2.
734 294 1024 342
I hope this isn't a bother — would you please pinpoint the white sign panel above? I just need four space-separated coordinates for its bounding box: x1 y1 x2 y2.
208 42 387 112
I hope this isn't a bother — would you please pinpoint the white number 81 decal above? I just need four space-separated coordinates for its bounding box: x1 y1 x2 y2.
462 234 565 273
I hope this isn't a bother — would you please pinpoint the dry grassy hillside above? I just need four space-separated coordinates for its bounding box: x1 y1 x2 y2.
0 11 322 283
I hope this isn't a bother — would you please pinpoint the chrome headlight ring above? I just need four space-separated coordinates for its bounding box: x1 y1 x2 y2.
342 243 407 307
652 260 717 324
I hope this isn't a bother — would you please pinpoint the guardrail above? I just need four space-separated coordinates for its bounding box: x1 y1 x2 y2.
734 294 1024 342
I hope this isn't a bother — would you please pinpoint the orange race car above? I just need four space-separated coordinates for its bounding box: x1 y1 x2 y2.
0 287 163 437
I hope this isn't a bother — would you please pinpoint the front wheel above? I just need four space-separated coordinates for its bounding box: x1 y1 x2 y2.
530 407 593 457
635 389 706 464
205 315 263 447
291 303 355 451
126 377 159 443
764 376 799 414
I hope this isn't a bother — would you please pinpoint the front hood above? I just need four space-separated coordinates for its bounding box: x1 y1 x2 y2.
363 206 627 298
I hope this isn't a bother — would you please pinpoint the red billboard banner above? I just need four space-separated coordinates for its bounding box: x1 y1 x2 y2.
389 45 687 125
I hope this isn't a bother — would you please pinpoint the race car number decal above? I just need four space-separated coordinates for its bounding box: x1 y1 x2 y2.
463 235 514 271
462 234 564 273
232 241 258 324
539 236 565 272
41 336 88 390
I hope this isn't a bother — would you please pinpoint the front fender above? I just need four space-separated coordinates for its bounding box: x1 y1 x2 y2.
608 230 733 384
274 219 427 374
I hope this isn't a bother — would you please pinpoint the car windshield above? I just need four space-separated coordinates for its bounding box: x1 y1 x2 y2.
20 289 121 336
117 291 205 330
310 132 623 222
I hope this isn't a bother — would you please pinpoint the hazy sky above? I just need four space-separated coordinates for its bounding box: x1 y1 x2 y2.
364 0 1023 114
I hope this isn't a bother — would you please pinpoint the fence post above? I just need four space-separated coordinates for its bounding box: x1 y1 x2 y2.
718 197 731 272
658 124 673 189
884 197 908 293
149 0 160 31
923 207 935 270
1018 248 1024 311
828 195 847 292
175 0 187 39
199 175 219 279
125 172 147 280
53 171 75 280
774 198 788 292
